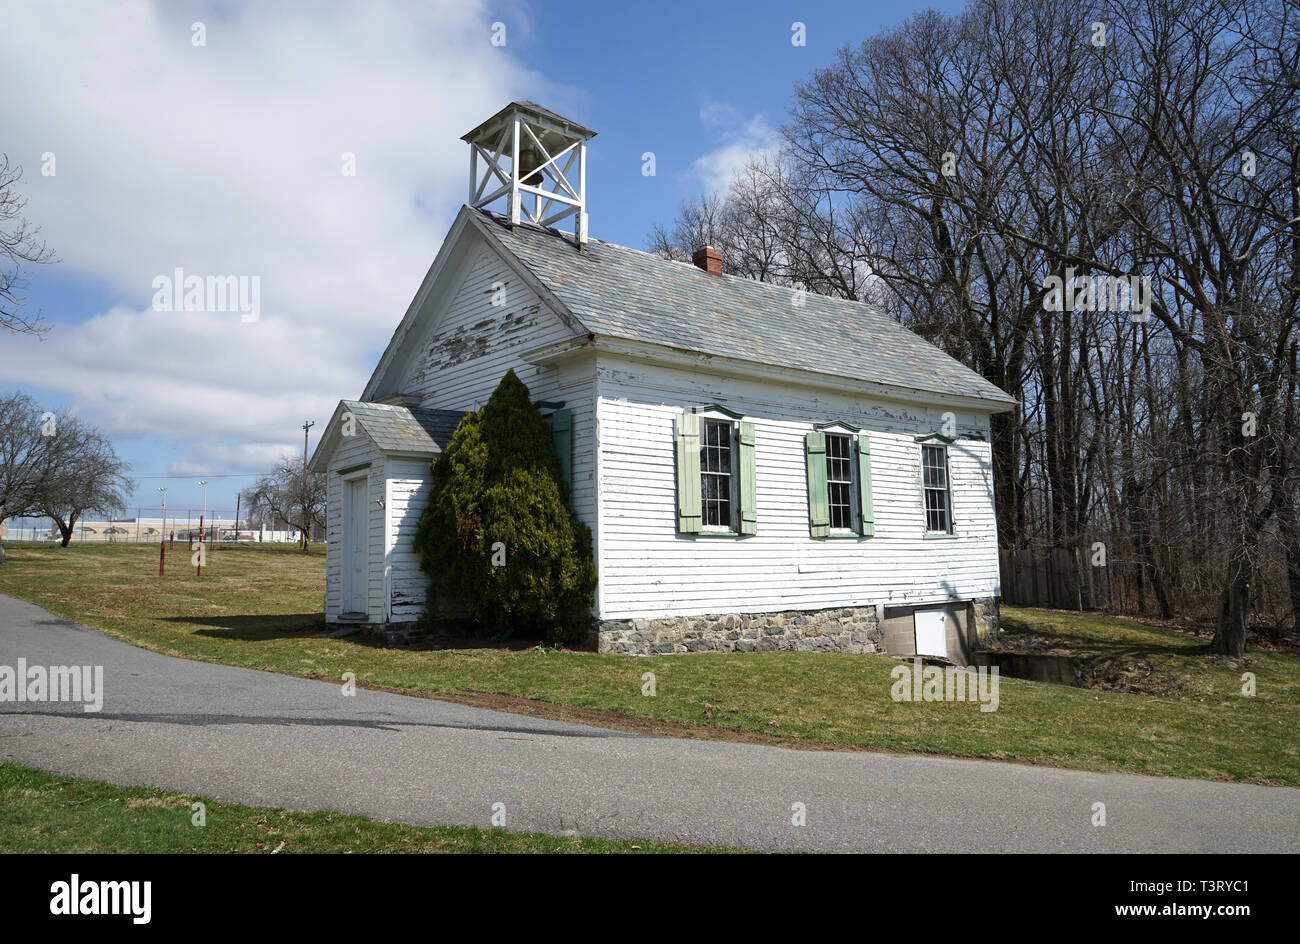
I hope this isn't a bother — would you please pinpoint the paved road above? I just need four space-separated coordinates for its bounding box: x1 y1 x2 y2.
1 593 1297 853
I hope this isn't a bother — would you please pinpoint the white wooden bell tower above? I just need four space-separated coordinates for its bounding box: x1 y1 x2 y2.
462 102 596 244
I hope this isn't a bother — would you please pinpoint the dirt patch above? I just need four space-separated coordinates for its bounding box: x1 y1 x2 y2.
1078 657 1187 697
988 629 1075 657
995 621 1186 696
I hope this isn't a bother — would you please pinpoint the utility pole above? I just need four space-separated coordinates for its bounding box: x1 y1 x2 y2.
197 480 208 539
302 420 315 550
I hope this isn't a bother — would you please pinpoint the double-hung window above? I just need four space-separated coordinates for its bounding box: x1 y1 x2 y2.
805 424 874 538
700 418 737 530
824 433 857 532
922 444 953 534
674 407 756 536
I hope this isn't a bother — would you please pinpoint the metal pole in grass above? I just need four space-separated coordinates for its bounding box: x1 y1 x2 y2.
197 481 208 543
158 487 167 548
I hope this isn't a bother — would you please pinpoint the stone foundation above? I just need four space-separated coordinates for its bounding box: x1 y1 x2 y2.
599 605 885 655
971 597 1000 648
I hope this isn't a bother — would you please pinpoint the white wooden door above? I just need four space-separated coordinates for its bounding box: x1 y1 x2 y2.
914 607 948 658
344 477 368 614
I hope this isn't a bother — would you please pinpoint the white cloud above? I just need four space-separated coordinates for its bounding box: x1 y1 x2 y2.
687 102 781 195
0 0 574 473
169 442 292 478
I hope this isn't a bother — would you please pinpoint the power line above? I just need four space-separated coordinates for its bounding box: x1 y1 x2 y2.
127 473 266 479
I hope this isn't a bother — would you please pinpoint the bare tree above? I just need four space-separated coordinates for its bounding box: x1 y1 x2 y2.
34 415 132 547
0 155 56 336
650 0 1300 654
242 456 326 550
647 193 731 266
0 391 56 562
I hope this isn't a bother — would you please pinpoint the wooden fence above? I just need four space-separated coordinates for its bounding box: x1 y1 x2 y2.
999 546 1113 610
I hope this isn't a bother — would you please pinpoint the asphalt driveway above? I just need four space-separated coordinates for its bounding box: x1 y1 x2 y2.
1 593 1296 853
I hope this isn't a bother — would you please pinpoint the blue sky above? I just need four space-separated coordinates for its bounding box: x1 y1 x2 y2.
0 0 962 517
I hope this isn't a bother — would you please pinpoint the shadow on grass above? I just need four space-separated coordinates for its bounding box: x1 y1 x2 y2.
160 614 557 653
1000 620 1209 658
999 615 1229 697
162 614 325 641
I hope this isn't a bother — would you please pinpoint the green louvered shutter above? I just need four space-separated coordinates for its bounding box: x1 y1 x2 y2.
857 433 875 537
675 412 702 534
805 431 830 538
739 421 757 535
549 408 573 495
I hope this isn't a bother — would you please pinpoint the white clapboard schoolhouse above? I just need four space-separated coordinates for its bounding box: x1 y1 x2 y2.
309 102 1017 660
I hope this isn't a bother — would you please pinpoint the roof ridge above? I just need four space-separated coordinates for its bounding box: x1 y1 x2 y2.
472 207 899 322
469 207 1015 408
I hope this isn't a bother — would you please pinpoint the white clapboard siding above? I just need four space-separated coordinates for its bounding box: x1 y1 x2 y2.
315 233 602 623
399 237 577 414
386 457 434 622
323 431 383 623
594 356 1002 620
387 234 598 534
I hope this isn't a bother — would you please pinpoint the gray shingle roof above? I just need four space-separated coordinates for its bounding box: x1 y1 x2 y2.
342 400 465 455
461 101 597 142
469 209 1015 408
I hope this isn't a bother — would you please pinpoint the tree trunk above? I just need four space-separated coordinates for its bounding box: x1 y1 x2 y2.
991 410 1021 548
1131 502 1173 620
1211 543 1252 657
1275 483 1300 634
1285 537 1300 636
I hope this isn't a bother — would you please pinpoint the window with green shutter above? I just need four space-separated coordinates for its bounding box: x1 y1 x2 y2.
739 421 756 535
674 412 702 533
677 407 753 536
805 431 830 537
807 422 874 538
857 433 875 537
549 408 572 493
536 401 573 499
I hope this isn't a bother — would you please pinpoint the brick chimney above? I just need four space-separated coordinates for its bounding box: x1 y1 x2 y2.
692 245 723 276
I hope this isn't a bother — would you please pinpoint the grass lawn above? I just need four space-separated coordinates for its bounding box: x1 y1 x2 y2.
0 761 741 853
1 542 1297 786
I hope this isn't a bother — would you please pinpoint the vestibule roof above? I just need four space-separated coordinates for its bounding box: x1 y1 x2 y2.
308 400 465 473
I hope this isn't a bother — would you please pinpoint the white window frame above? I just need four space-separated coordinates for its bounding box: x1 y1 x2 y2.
921 443 954 534
698 410 740 533
823 431 860 534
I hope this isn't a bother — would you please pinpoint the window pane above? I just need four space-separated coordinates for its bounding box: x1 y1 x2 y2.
922 446 951 532
701 420 734 529
825 433 855 530
829 482 852 529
